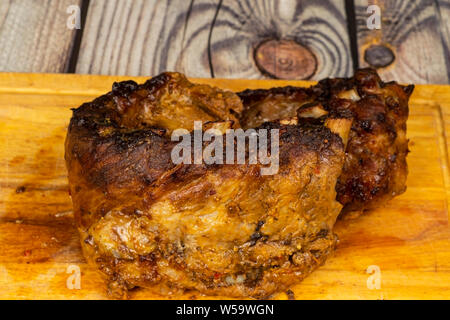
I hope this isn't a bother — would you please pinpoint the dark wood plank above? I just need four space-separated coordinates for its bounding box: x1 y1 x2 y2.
355 0 450 84
76 0 353 79
0 0 82 73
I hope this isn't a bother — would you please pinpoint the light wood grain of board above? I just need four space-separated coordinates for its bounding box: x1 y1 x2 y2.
76 0 352 80
0 0 81 73
76 0 192 76
355 0 450 84
204 0 353 79
0 73 449 299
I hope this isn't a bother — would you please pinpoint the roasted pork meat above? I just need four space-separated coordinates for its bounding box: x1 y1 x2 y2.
238 68 413 216
65 69 411 299
65 72 352 298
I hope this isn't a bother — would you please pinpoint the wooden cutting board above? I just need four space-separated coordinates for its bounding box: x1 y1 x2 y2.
0 73 449 300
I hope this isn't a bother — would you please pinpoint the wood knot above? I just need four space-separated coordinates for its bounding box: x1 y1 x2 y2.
364 44 395 68
255 39 317 80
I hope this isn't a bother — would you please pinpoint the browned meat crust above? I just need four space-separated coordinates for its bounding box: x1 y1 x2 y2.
65 72 350 298
238 68 413 216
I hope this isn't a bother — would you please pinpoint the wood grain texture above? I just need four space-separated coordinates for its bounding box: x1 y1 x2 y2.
178 0 353 79
76 0 352 79
0 0 81 73
75 0 193 76
0 73 450 299
436 0 450 77
355 0 450 84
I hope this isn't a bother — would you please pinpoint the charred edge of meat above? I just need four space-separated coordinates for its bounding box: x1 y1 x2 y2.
236 68 413 216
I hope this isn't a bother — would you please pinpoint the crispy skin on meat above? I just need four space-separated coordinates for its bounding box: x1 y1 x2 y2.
107 72 243 134
65 72 350 298
238 68 413 216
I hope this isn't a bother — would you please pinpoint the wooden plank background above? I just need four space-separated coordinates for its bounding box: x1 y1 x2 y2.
355 0 450 83
76 0 353 79
0 0 81 73
0 0 448 83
